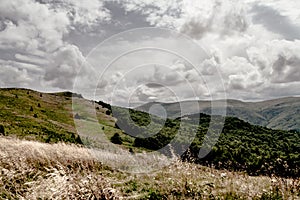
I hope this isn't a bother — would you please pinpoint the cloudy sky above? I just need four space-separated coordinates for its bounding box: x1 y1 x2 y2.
1 0 300 105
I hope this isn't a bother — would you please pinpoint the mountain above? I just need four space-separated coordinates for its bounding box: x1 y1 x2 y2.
1 88 299 178
136 97 300 131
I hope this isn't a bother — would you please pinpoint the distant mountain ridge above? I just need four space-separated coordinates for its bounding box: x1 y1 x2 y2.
136 97 300 131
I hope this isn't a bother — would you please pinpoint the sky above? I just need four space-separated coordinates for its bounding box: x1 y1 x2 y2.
0 0 300 105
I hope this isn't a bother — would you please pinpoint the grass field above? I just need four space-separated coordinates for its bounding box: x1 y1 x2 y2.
1 136 299 199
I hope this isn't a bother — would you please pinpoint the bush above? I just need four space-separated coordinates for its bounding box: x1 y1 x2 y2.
30 106 33 112
33 114 38 118
0 125 5 135
74 113 81 119
110 133 122 144
106 110 111 115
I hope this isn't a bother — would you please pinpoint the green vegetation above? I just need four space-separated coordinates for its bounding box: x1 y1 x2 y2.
0 88 81 144
112 107 300 178
110 133 123 144
0 125 4 135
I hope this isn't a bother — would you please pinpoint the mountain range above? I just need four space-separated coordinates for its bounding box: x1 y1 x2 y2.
136 97 300 131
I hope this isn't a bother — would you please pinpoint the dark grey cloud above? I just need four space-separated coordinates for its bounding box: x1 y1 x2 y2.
272 54 300 83
146 83 164 88
251 5 300 40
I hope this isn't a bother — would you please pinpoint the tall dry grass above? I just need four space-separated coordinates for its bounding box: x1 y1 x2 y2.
0 136 299 199
0 136 119 199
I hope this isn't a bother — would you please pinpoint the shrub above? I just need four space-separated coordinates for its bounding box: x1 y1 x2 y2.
74 113 81 119
33 114 38 118
0 125 5 135
106 110 111 115
30 106 33 112
110 133 122 144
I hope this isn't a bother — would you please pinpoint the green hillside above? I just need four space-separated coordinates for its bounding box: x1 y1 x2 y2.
113 108 300 177
0 88 139 152
0 88 82 143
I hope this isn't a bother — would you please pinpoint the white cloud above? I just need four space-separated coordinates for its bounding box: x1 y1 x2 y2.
37 0 111 33
0 0 110 91
44 44 89 89
121 0 249 39
247 40 300 84
0 0 69 51
0 59 36 88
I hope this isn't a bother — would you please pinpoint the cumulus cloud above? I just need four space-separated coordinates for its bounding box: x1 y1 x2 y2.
121 0 249 39
251 5 300 40
215 39 300 99
0 0 299 102
37 0 111 33
0 59 36 88
0 0 69 51
247 40 300 84
0 0 110 91
44 44 88 89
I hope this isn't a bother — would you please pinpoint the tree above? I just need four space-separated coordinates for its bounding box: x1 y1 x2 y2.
106 109 111 115
74 113 81 119
0 125 5 135
110 133 122 144
30 106 33 112
37 103 41 108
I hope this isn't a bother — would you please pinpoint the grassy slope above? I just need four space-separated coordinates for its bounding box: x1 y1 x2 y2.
0 88 79 143
0 88 127 145
1 136 299 199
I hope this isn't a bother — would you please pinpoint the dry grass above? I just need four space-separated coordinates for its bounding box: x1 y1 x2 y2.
0 136 119 199
0 136 299 199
